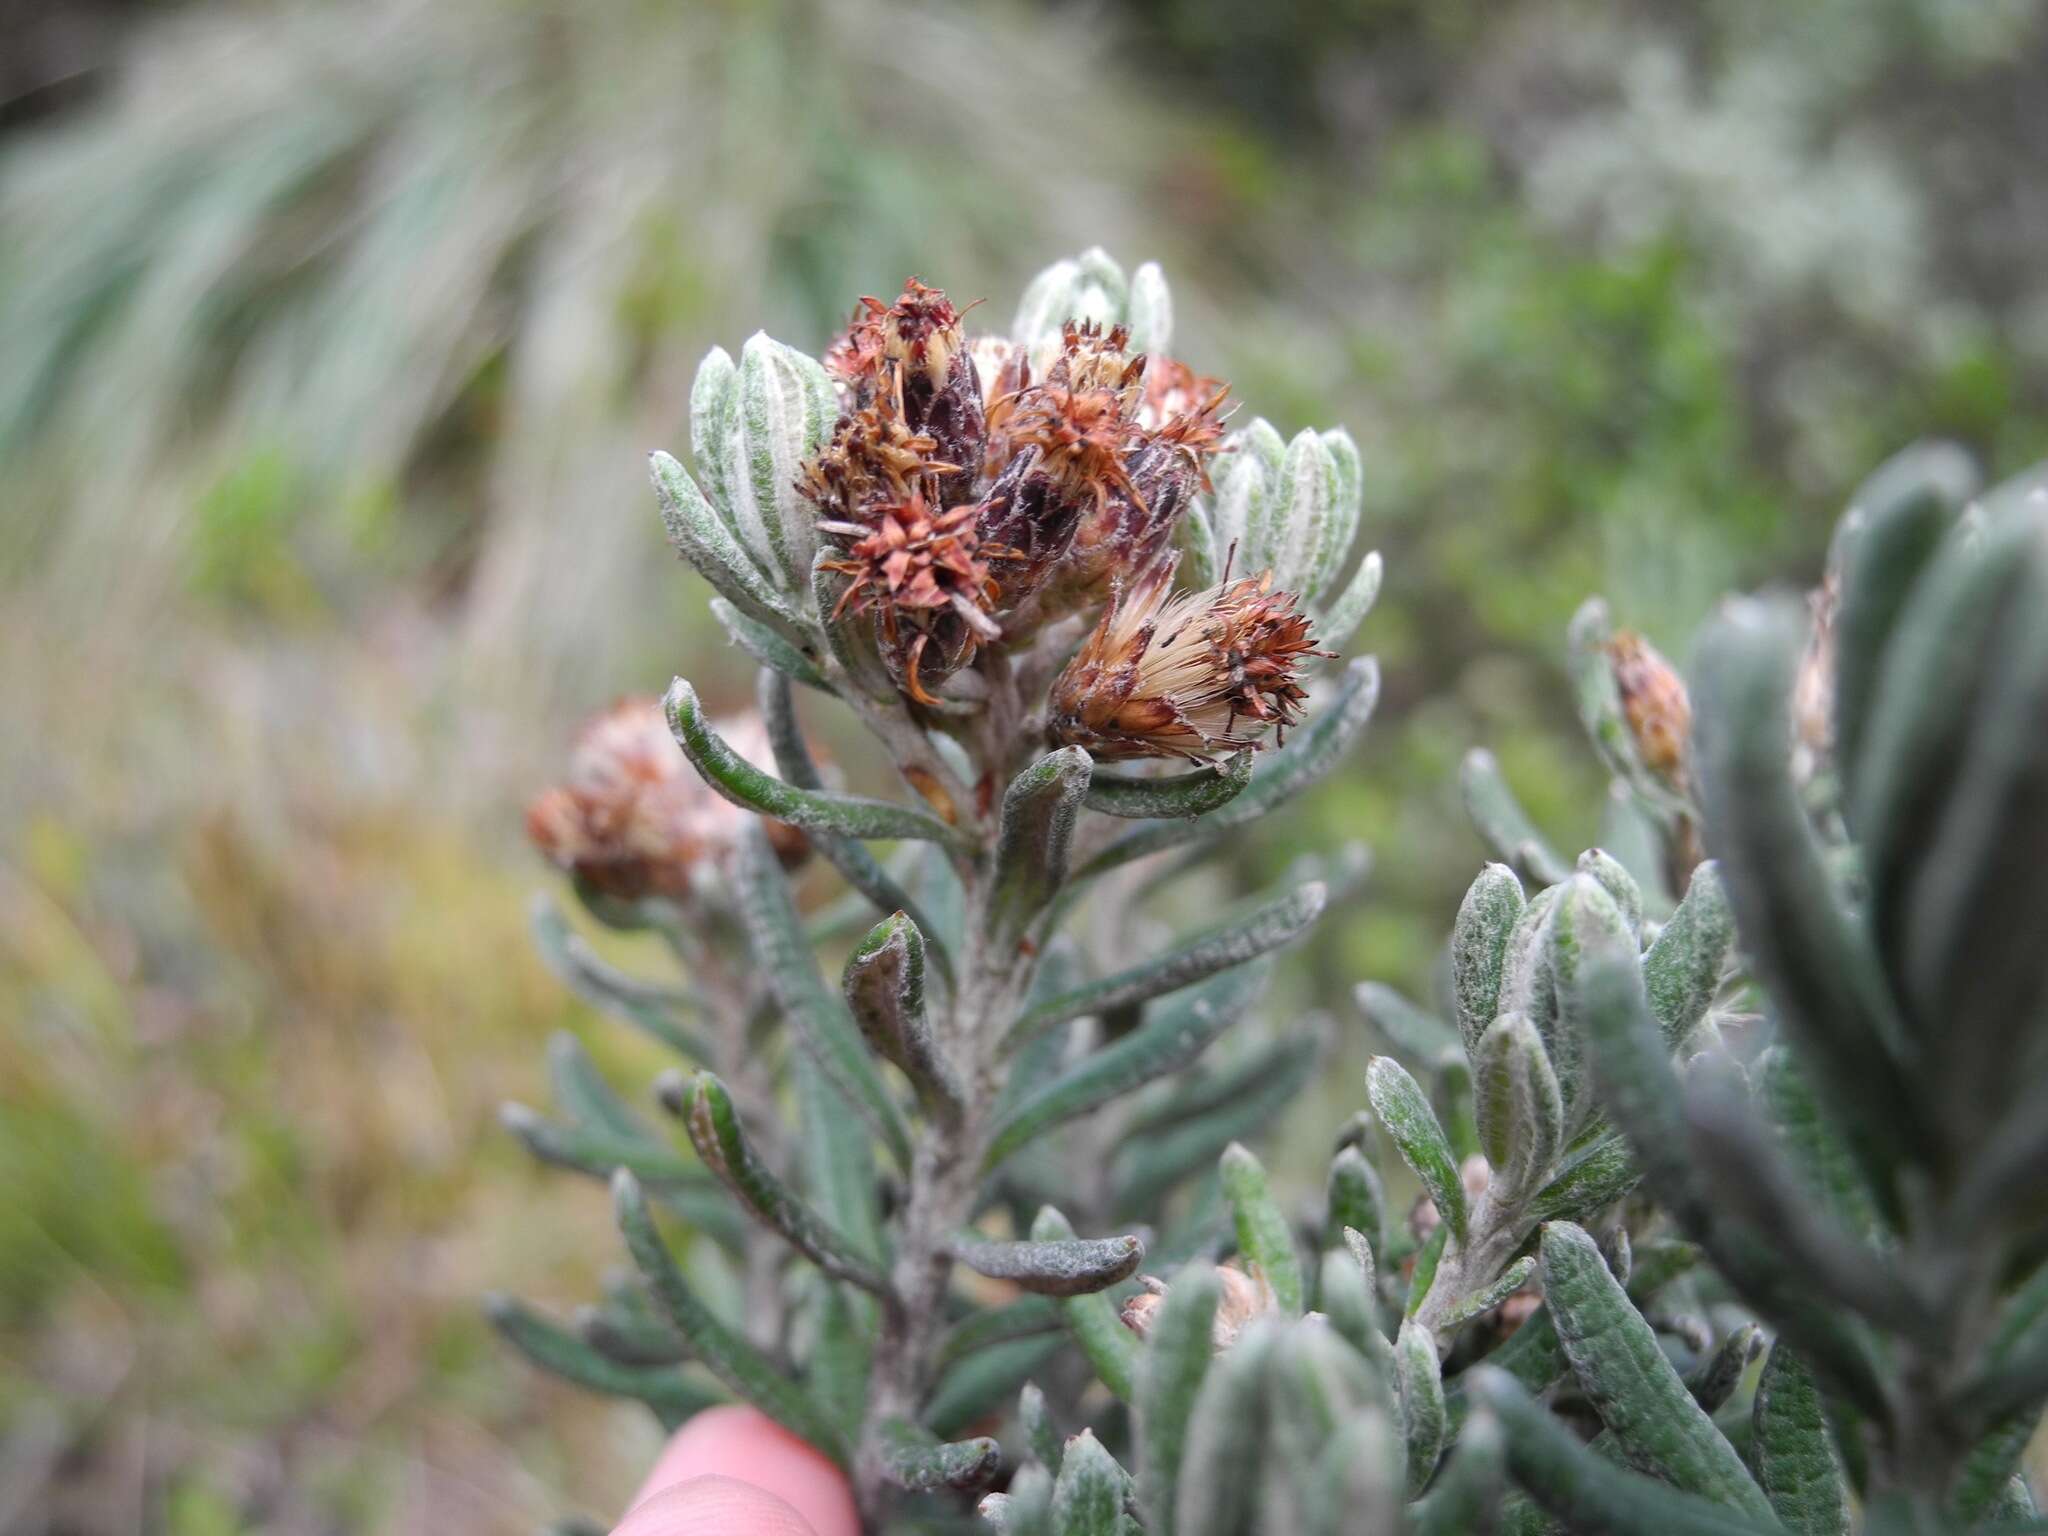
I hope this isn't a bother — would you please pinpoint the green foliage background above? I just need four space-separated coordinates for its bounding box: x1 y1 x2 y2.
4 0 2046 1527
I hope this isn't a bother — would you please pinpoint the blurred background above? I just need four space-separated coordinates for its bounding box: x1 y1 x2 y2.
4 0 2047 1528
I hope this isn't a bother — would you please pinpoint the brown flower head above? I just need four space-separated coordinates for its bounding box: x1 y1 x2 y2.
1606 630 1693 794
800 388 958 521
1120 1262 1278 1351
824 279 985 487
1049 560 1331 762
527 699 805 901
818 489 1013 706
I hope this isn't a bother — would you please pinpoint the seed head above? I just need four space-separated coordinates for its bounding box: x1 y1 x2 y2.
1049 561 1330 762
1606 630 1692 794
527 699 804 900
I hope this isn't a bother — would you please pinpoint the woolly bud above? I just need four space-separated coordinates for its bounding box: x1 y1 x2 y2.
1606 629 1693 795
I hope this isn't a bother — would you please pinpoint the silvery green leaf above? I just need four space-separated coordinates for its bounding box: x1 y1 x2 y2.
807 1281 871 1440
1355 981 1462 1069
985 962 1269 1171
843 912 962 1121
1020 1381 1062 1473
1084 750 1253 820
1547 873 1632 1126
724 332 835 593
990 748 1093 936
667 679 969 850
1177 502 1220 589
711 596 829 690
1127 261 1173 357
1206 419 1285 573
1013 257 1082 351
650 450 808 636
879 1419 1003 1493
1034 1206 1140 1401
1687 1324 1762 1414
1052 1428 1128 1536
1070 245 1128 328
1453 862 1527 1058
1749 1342 1851 1536
499 1100 703 1192
614 1171 848 1461
954 1233 1145 1297
1833 440 1978 792
983 1464 1055 1534
936 1297 1062 1371
1308 1408 1405 1536
1474 1013 1562 1199
1366 1055 1467 1245
1175 1321 1278 1536
486 1293 716 1431
528 903 712 1060
1438 1254 1538 1332
1316 548 1383 651
928 1337 1064 1440
1009 881 1320 1048
1325 1147 1388 1258
1538 1222 1774 1522
669 1070 887 1293
688 344 738 514
1462 748 1572 887
1113 1036 1320 1214
812 556 896 700
1525 1130 1638 1226
1319 1246 1390 1364
1397 1319 1448 1497
1264 428 1335 597
1137 1263 1222 1536
1578 847 1644 944
1221 1141 1303 1315
1410 1404 1507 1536
1470 1368 1771 1536
1315 428 1364 601
1643 860 1734 1050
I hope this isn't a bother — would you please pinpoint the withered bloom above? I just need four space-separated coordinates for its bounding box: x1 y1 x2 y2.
1606 629 1693 795
1048 562 1329 762
817 490 1011 706
1120 1262 1278 1350
824 278 985 497
527 699 805 901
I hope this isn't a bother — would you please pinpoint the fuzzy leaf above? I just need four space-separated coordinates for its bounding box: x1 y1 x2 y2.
671 1071 887 1293
1318 549 1384 651
1749 1342 1851 1535
530 899 712 1060
1221 1141 1304 1315
1688 1324 1763 1414
1545 873 1631 1125
728 819 913 1168
725 332 834 590
711 596 830 690
1355 981 1463 1068
991 748 1093 934
1474 1013 1563 1201
1267 428 1336 598
1175 1322 1278 1536
986 963 1269 1171
1113 1037 1320 1215
807 1282 871 1440
1462 749 1572 886
1137 1263 1223 1536
844 912 962 1121
982 1463 1056 1535
1367 1055 1468 1245
1127 261 1173 356
1020 1381 1063 1474
955 1234 1146 1297
1052 1429 1127 1536
1397 1319 1448 1497
650 450 807 634
880 1419 1003 1493
1325 1145 1388 1258
1084 751 1254 820
499 1102 704 1190
1539 1222 1774 1521
1010 884 1318 1048
1439 1255 1538 1332
1454 862 1527 1057
937 1297 1063 1370
1319 1246 1392 1368
487 1294 714 1430
668 679 967 850
689 345 739 512
1411 1405 1508 1536
613 1171 847 1461
928 1337 1064 1439
1526 1131 1639 1226
1035 1207 1141 1401
1643 861 1735 1049
1472 1368 1775 1536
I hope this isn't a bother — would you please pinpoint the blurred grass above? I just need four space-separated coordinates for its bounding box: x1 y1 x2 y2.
4 0 2048 1526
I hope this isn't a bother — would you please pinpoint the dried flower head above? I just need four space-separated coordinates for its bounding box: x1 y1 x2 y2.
1606 629 1693 794
527 699 804 901
825 278 985 486
1120 1262 1279 1350
818 490 1012 705
1049 562 1330 762
800 390 957 520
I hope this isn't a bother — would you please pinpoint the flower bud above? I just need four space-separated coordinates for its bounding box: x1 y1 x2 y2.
1049 562 1330 762
1605 629 1692 794
527 699 805 901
